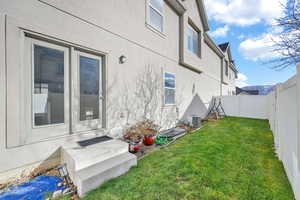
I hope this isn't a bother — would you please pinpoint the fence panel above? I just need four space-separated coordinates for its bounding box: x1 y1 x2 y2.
219 95 268 119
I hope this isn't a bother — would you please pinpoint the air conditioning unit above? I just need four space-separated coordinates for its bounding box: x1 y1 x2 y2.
189 116 201 128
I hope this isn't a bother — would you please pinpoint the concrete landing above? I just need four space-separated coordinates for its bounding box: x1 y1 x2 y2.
62 138 137 197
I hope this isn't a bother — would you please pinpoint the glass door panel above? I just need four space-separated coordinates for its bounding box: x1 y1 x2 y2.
33 45 65 126
79 56 100 121
72 50 102 133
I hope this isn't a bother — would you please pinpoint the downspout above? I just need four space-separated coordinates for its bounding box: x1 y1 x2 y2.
220 58 224 96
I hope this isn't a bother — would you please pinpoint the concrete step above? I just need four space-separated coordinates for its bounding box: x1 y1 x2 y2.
65 139 129 171
62 138 137 197
77 152 136 196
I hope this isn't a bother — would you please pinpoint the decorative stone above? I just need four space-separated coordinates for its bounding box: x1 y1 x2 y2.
52 190 63 198
63 187 72 195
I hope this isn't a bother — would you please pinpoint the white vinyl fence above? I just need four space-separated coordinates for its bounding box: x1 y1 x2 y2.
267 74 300 200
220 95 269 119
219 65 300 199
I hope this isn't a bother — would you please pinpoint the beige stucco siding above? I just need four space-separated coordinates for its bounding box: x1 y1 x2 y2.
38 0 180 62
0 13 5 151
202 43 222 81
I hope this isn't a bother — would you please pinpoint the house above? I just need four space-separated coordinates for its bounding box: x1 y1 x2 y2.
0 0 238 196
236 87 260 95
219 42 238 95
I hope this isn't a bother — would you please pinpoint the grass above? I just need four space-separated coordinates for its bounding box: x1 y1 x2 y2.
64 117 294 200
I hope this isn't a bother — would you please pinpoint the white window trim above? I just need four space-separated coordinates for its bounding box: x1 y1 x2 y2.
146 0 166 37
164 72 176 106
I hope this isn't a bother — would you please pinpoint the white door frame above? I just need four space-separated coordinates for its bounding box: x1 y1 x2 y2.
21 34 107 145
71 49 103 133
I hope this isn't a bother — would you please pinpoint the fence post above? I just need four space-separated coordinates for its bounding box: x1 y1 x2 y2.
296 64 300 172
274 83 281 159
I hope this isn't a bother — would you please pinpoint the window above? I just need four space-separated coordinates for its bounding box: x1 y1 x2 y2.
187 24 199 55
79 55 100 121
33 45 65 126
149 0 164 32
164 72 175 105
225 60 229 76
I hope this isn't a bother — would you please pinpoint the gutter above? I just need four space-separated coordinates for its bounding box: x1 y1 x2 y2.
166 0 186 15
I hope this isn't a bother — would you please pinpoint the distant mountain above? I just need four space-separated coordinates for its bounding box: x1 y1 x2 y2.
242 85 276 95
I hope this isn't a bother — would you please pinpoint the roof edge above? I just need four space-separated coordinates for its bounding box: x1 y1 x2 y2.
166 0 186 15
196 0 210 32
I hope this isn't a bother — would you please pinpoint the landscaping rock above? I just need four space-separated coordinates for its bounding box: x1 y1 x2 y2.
52 190 63 198
63 187 72 195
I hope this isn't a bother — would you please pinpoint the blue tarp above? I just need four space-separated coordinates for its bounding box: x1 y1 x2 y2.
0 176 64 200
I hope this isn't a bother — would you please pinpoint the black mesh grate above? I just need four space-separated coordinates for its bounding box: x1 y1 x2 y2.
77 136 113 147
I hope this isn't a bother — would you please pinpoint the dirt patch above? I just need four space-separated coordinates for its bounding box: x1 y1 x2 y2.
0 166 60 191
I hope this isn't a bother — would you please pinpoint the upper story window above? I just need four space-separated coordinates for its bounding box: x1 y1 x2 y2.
187 24 199 55
149 0 164 32
225 60 229 76
164 72 176 105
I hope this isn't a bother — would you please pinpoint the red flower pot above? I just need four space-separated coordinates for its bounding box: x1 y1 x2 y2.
129 142 142 153
143 136 156 146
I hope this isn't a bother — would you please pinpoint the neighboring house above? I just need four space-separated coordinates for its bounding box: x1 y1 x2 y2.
219 42 238 96
236 87 259 95
0 0 238 195
242 85 276 95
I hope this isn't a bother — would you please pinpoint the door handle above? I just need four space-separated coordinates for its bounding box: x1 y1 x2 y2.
99 95 104 100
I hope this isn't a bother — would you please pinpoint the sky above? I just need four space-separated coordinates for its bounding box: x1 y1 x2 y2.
203 0 296 87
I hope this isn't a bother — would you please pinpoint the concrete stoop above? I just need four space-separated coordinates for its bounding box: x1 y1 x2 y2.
62 139 137 197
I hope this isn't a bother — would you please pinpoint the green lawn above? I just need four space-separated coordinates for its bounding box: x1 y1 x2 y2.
70 117 294 200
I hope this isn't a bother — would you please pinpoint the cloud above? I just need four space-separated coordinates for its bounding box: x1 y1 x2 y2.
238 33 280 61
204 0 286 26
210 25 230 38
236 73 249 87
238 34 246 40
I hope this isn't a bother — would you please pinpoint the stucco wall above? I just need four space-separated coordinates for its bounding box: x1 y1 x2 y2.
0 13 6 158
202 43 222 82
222 84 236 96
0 0 226 182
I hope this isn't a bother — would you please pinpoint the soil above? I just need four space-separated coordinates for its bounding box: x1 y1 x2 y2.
0 166 61 191
134 143 164 159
